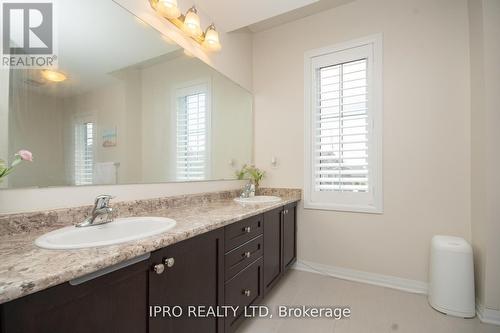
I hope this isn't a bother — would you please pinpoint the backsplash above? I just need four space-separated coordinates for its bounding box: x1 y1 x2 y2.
0 188 301 235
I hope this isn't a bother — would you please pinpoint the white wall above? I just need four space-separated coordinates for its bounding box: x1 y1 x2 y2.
253 0 471 283
469 0 500 312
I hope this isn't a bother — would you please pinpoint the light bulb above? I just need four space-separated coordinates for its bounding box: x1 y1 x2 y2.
203 24 221 51
184 6 202 37
157 0 180 19
41 69 67 82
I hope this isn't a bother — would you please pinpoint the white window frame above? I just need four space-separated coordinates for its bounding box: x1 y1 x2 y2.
172 80 212 181
304 34 383 213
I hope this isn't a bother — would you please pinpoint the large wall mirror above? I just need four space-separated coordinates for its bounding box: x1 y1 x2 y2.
0 0 253 189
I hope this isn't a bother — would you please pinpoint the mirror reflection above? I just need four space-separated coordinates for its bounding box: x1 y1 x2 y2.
1 0 253 189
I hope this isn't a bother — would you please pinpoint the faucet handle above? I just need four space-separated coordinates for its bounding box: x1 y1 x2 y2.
94 195 114 208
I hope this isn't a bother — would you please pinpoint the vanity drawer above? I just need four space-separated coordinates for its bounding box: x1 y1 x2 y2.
224 214 263 252
224 258 263 333
225 235 263 281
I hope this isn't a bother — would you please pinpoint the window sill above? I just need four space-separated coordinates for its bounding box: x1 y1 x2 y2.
304 201 383 214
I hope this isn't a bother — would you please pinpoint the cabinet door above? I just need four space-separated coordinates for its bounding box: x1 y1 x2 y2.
263 207 283 294
149 229 224 333
283 203 297 270
224 258 264 333
0 260 149 333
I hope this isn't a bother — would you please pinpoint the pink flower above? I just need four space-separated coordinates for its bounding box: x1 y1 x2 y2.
17 150 33 162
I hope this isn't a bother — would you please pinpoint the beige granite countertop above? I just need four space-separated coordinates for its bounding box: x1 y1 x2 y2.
0 189 301 304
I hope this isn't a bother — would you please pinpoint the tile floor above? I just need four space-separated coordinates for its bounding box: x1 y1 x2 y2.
237 270 500 333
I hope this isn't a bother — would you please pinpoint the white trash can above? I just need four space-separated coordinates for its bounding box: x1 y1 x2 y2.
428 235 475 318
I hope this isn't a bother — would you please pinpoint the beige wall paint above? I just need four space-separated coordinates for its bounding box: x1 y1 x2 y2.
469 0 487 308
469 0 500 312
0 70 9 189
253 0 471 282
481 0 500 312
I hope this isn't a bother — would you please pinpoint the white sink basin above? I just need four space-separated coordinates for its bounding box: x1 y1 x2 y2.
234 195 282 204
35 217 176 250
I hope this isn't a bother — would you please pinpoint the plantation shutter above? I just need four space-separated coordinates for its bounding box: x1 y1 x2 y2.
74 122 94 185
315 59 369 193
176 91 207 180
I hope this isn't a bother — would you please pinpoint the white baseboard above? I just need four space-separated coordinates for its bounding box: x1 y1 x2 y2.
476 301 500 326
293 260 500 326
293 259 428 295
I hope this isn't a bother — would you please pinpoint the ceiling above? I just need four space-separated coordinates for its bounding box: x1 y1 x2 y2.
193 0 321 32
247 0 356 32
193 0 355 33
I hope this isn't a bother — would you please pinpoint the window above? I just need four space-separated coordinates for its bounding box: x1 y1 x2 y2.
304 35 383 213
175 83 210 181
74 121 94 185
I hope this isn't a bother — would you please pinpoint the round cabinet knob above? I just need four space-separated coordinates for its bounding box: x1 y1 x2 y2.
164 257 175 268
242 289 251 297
153 263 165 275
244 226 251 233
244 251 251 258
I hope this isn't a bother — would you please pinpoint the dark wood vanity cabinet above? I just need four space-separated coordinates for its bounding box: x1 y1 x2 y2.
148 228 225 333
0 259 149 333
263 202 297 295
0 202 297 333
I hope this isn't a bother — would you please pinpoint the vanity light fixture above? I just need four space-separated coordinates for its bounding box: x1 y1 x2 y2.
202 24 221 51
157 0 181 19
41 69 67 83
149 0 221 51
183 6 202 37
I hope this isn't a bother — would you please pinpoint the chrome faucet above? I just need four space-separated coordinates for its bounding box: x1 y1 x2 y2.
240 182 255 198
76 195 115 227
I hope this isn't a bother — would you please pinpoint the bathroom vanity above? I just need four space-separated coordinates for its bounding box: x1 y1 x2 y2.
0 193 298 333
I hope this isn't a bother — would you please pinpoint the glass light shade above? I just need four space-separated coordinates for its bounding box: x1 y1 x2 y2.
157 0 180 19
41 69 67 82
203 25 221 51
184 7 202 37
